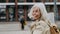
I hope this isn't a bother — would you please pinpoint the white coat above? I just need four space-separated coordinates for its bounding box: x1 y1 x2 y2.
31 20 50 34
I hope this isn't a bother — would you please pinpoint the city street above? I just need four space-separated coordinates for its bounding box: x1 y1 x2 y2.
0 0 60 34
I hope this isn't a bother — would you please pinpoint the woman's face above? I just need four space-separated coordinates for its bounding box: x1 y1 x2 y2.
32 7 41 20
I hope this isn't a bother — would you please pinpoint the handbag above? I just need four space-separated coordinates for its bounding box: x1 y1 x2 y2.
47 21 59 34
49 26 59 34
24 21 27 25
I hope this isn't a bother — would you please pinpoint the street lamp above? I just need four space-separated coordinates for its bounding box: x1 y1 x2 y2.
54 0 58 21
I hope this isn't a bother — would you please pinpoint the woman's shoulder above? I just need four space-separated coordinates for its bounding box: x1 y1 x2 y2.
38 20 48 26
36 20 49 29
39 20 46 24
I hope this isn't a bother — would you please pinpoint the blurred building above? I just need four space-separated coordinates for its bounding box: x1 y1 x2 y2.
0 0 60 22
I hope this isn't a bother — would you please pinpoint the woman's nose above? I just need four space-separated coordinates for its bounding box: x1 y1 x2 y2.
33 12 36 15
32 13 36 16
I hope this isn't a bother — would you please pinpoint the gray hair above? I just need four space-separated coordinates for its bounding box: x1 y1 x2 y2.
28 3 51 25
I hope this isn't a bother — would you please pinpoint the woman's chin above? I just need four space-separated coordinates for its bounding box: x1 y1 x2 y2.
33 18 38 20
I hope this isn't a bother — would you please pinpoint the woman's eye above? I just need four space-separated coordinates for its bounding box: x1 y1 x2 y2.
33 11 34 13
36 10 38 12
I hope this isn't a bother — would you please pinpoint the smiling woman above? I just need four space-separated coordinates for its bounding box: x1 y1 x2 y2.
28 3 59 34
28 3 51 34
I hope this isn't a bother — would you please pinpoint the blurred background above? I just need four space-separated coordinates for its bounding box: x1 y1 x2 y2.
0 0 60 33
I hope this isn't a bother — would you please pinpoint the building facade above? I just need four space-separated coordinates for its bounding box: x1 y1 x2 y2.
0 0 60 22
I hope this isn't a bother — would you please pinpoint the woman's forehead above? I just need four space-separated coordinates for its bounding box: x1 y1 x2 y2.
33 7 40 11
33 6 39 9
33 7 39 10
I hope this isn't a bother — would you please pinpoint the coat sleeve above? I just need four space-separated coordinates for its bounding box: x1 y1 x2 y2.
33 21 50 34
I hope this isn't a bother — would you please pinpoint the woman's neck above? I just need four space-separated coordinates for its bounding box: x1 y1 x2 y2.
35 18 40 22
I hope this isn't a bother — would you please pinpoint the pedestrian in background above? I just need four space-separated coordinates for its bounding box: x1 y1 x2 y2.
20 15 26 30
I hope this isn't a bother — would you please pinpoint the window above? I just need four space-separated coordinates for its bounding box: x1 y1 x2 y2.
8 5 15 21
57 5 60 20
0 0 6 3
27 0 33 2
18 5 33 21
18 0 24 2
26 5 33 21
9 0 15 2
18 5 24 21
46 6 50 12
35 0 41 2
46 0 50 2
46 5 54 13
0 6 6 22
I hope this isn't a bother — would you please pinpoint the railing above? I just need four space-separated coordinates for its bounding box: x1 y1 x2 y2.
0 2 60 5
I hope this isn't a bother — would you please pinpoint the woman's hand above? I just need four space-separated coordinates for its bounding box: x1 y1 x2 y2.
51 24 59 33
51 24 57 27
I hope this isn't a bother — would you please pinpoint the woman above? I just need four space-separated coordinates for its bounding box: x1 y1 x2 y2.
28 3 58 34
